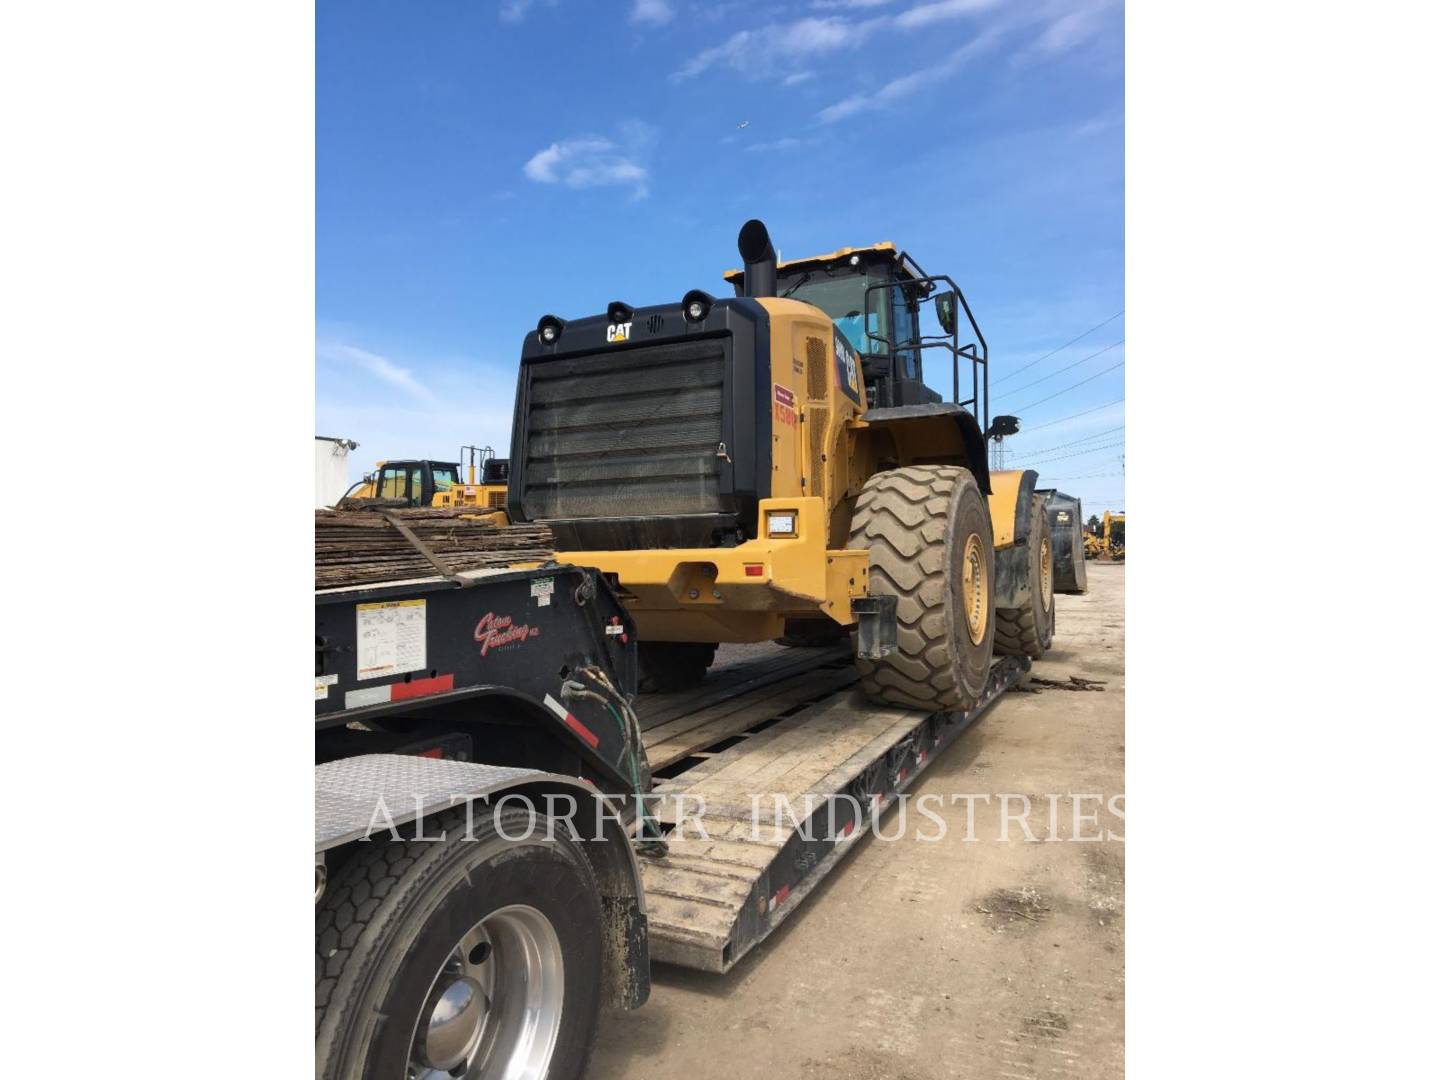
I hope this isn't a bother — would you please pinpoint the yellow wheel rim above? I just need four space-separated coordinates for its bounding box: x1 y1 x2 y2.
961 532 987 645
1039 536 1053 613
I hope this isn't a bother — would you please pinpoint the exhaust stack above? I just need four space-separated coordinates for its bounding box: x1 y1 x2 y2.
738 219 777 299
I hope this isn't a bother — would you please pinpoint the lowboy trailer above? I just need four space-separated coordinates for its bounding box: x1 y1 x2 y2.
315 561 1025 1079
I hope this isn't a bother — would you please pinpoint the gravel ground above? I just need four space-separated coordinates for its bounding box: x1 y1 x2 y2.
590 563 1126 1079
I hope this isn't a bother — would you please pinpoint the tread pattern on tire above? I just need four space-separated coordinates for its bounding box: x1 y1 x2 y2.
315 805 602 1077
994 605 1041 657
848 465 987 711
994 494 1054 660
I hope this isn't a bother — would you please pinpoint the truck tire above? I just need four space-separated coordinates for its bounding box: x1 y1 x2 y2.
848 465 996 712
316 806 603 1080
637 642 717 693
995 494 1056 660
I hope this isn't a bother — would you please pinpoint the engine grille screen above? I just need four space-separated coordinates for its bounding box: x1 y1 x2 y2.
521 338 727 520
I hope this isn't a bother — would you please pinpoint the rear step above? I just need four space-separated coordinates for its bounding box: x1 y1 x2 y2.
637 656 1027 973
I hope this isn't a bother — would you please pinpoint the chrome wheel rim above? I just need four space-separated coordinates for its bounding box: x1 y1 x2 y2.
408 904 564 1080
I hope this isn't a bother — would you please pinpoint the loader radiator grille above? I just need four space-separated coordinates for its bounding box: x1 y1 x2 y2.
807 406 828 501
805 336 828 400
520 339 727 520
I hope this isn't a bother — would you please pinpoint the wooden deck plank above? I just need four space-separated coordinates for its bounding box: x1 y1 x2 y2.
636 644 849 731
643 668 858 768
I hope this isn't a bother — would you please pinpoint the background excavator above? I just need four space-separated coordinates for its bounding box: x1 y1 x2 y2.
338 445 509 510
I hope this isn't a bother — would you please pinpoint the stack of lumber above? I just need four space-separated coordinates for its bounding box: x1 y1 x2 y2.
315 507 554 588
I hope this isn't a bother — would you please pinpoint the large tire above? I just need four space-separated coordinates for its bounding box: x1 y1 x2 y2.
848 465 996 711
637 641 717 693
995 494 1056 660
316 806 603 1080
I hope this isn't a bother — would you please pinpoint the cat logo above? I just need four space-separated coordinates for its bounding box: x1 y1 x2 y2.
607 321 632 344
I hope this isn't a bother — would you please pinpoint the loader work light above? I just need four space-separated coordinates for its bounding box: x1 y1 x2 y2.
766 511 797 537
607 301 635 324
537 314 564 344
682 289 714 323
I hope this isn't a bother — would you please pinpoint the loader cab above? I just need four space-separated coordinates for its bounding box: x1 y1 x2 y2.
372 460 462 508
725 243 987 416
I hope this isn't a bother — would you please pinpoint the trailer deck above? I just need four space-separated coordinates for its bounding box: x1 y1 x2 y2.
634 649 1027 972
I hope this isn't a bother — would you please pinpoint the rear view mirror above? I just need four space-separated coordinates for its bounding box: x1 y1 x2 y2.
935 291 958 335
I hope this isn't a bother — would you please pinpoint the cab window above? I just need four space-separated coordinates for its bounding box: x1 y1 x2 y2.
430 465 459 493
891 290 919 378
378 467 408 500
780 272 890 356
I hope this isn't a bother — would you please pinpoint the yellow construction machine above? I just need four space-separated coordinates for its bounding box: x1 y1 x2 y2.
340 446 509 511
1084 510 1125 561
507 220 1054 700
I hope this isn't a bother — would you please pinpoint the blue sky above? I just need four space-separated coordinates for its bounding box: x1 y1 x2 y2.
317 0 1124 513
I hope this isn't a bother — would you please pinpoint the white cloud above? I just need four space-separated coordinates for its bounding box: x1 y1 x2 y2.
630 0 674 25
316 342 440 406
673 16 884 80
893 0 999 30
522 122 655 198
811 0 898 8
1033 5 1107 54
819 26 1000 121
499 0 555 23
783 71 817 86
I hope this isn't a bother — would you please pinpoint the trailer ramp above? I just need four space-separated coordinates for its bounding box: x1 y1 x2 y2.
635 653 1026 973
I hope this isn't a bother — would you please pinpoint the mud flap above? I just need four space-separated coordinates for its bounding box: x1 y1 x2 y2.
852 594 898 659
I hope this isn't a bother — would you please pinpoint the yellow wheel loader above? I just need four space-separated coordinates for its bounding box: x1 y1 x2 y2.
507 220 1053 703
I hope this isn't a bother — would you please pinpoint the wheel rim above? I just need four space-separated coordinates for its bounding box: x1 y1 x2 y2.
408 904 565 1080
961 532 988 646
1039 536 1053 613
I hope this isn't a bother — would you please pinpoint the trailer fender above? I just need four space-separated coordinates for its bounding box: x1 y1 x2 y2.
315 754 650 1009
988 469 1039 609
857 404 992 494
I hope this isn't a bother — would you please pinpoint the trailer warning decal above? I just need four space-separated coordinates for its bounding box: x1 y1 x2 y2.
544 693 600 749
355 599 427 681
344 674 455 711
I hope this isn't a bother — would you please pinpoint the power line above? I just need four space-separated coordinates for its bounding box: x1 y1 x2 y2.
1014 360 1125 413
993 310 1124 386
1011 424 1125 460
1020 397 1125 434
1036 470 1126 481
1020 440 1125 466
995 340 1124 401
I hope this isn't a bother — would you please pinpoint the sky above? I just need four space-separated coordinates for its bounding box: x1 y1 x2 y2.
317 0 1125 514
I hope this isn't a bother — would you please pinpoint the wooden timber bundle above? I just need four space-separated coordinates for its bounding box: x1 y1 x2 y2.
315 506 555 588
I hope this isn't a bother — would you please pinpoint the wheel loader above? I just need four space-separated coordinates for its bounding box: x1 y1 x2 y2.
506 220 1053 706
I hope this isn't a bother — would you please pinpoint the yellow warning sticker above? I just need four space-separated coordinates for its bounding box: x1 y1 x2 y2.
356 599 427 681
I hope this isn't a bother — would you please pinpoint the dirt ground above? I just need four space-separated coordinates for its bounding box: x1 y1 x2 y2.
591 563 1126 1079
